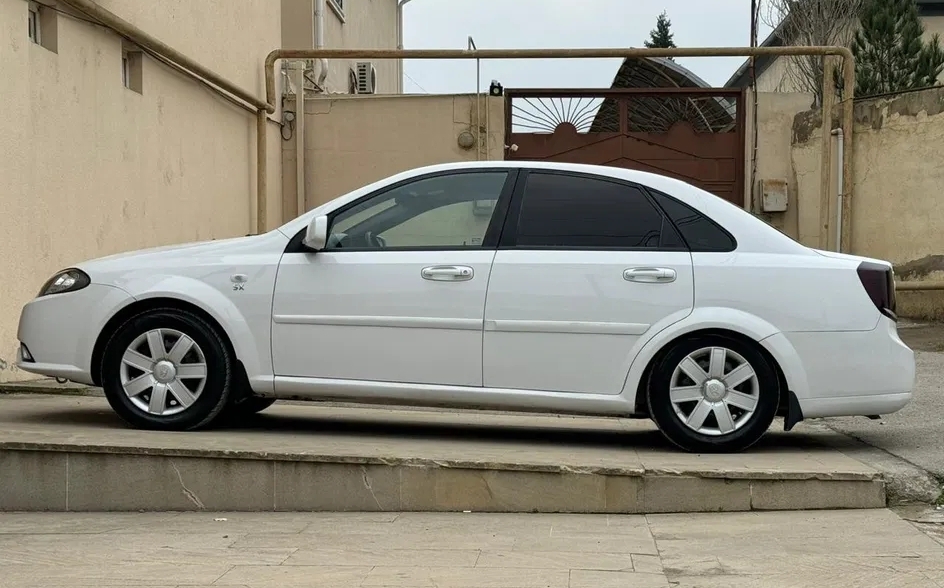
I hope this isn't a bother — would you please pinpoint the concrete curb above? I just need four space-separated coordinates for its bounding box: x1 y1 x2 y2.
0 444 886 513
0 383 899 513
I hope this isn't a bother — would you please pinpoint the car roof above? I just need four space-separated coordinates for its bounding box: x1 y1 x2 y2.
399 160 676 185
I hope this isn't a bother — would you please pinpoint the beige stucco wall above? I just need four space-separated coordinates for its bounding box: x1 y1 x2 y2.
0 0 282 381
789 87 944 318
281 93 505 220
743 92 819 242
791 89 944 264
281 0 398 95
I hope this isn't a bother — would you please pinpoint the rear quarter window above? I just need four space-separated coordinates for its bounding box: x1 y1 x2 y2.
649 189 737 252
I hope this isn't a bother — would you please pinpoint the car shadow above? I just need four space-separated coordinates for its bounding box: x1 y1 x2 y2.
10 400 830 453
226 411 674 449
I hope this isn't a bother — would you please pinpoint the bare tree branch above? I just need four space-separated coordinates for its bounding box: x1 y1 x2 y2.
761 0 864 105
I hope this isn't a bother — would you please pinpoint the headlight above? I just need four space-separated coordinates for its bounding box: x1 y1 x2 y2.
38 269 91 297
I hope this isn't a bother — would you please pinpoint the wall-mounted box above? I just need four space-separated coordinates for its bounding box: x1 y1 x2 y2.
758 179 788 213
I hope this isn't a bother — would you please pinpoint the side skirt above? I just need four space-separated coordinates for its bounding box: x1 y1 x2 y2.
268 376 637 418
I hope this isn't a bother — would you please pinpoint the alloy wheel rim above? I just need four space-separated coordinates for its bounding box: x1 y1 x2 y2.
669 346 760 437
119 328 208 416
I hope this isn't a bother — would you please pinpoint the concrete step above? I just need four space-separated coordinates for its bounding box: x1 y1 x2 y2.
0 394 885 513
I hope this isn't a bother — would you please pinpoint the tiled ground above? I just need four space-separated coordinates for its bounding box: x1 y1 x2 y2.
1 509 943 587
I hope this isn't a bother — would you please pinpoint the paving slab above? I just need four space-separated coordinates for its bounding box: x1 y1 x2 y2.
1 509 943 587
0 394 885 513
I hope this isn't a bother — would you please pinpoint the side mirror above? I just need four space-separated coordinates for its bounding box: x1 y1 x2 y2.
302 215 329 251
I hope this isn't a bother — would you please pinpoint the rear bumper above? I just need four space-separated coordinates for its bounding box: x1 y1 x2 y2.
16 284 133 386
800 392 912 418
779 316 915 419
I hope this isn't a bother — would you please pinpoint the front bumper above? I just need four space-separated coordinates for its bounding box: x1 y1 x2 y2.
16 284 133 386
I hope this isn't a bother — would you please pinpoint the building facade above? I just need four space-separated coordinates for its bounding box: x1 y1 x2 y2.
0 0 400 382
281 0 400 95
726 0 944 93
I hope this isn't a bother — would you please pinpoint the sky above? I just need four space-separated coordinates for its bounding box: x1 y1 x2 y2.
401 0 775 93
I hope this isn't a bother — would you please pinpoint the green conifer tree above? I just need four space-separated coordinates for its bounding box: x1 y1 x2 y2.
853 0 944 96
645 11 677 60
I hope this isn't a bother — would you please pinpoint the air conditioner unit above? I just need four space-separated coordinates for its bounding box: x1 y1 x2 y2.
355 62 377 94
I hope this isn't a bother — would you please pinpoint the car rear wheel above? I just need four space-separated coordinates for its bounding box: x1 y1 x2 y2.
646 334 780 453
100 308 233 431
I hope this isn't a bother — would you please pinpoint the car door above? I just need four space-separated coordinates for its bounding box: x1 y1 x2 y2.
272 168 518 387
483 170 695 395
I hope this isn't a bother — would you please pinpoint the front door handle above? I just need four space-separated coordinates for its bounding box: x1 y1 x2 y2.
623 267 677 283
421 265 474 281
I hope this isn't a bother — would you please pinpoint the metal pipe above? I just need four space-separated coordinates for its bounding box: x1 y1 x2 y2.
291 63 307 219
839 60 856 253
485 87 491 160
468 37 480 161
262 46 856 246
58 0 268 111
396 0 415 94
896 281 944 291
314 0 328 87
832 127 844 253
265 47 855 110
818 56 835 251
257 109 267 234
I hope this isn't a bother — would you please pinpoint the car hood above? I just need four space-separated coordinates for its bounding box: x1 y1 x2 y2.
74 234 269 278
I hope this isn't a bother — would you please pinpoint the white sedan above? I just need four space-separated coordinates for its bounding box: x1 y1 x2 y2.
16 161 914 452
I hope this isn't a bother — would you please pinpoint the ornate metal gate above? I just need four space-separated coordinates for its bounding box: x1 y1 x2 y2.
504 88 746 206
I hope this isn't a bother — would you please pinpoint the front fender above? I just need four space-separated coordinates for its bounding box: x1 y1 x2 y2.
618 307 809 408
115 274 272 392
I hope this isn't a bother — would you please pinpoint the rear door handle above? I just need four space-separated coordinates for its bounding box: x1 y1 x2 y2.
623 267 677 283
421 265 474 281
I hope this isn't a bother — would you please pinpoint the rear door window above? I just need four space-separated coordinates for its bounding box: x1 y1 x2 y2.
509 172 682 249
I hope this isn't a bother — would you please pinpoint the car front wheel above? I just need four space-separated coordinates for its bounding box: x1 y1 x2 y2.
646 334 780 453
100 308 233 431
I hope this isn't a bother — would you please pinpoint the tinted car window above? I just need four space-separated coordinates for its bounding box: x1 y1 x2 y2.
649 189 737 252
514 172 675 249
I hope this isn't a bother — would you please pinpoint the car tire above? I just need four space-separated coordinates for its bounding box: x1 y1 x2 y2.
100 308 233 431
646 333 780 453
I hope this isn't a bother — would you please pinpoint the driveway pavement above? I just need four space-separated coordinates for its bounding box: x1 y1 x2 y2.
826 322 944 481
2 508 944 587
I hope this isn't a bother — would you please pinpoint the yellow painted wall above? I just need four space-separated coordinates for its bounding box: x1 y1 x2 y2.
281 93 505 220
0 0 282 381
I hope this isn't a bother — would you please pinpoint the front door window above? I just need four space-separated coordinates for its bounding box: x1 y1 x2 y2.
326 172 510 250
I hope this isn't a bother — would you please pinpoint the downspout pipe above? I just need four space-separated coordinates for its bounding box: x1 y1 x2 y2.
314 0 328 87
818 56 835 251
839 64 855 253
831 127 844 253
397 0 415 94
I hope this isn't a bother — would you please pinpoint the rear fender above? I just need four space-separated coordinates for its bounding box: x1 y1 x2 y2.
618 307 809 408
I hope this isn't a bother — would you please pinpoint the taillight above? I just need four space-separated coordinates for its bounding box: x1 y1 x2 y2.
857 261 897 321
